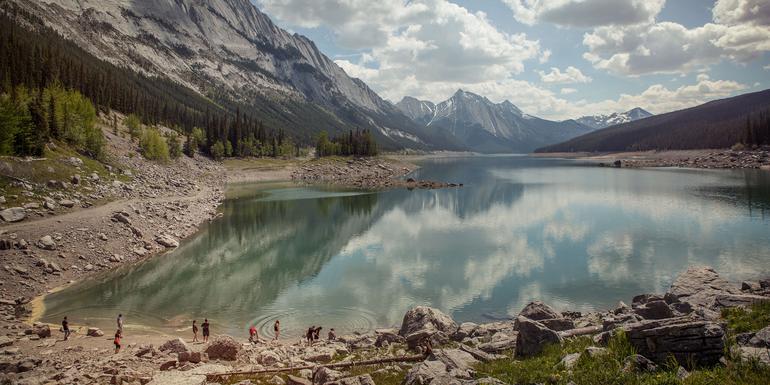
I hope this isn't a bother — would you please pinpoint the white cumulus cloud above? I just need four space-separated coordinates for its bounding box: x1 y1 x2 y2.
538 66 592 84
503 0 665 27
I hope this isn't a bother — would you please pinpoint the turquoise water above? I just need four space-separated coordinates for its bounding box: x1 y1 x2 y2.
41 156 770 338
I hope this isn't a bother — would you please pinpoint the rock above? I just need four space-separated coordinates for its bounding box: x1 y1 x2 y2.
518 301 560 321
622 354 658 373
667 266 739 309
676 366 690 380
432 348 479 378
16 358 38 372
47 180 68 189
179 351 204 363
540 318 575 331
399 306 458 337
584 346 608 358
403 360 451 385
287 375 311 385
559 353 580 370
713 294 770 309
159 360 177 371
0 337 12 348
633 300 674 320
87 327 104 337
43 200 56 210
477 334 517 353
375 328 405 346
66 157 84 167
269 375 286 385
71 174 81 185
515 316 562 357
156 234 180 248
748 326 770 348
314 367 342 384
23 202 39 209
741 281 761 292
452 322 478 341
159 338 189 354
459 344 496 362
303 347 336 362
84 264 94 271
623 316 725 367
259 350 280 366
739 347 770 366
59 199 76 208
205 336 241 360
38 235 56 250
34 324 51 338
0 208 26 223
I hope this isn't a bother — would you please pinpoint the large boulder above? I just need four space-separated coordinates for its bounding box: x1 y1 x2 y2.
399 306 458 337
205 336 241 360
302 347 336 362
403 360 451 385
0 207 26 223
259 350 280 366
159 338 190 354
623 316 725 367
633 300 674 320
432 349 479 379
313 367 342 384
518 301 560 321
667 266 739 309
515 316 562 357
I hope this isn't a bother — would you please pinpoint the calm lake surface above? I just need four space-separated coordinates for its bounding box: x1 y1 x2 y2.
41 156 770 338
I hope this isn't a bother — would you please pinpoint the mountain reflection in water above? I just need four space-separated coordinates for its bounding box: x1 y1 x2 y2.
42 156 770 337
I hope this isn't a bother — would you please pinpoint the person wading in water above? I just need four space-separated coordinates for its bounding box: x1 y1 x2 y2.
192 320 199 342
202 319 210 343
273 320 280 341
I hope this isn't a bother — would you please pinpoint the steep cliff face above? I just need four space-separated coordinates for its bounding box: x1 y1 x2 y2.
398 90 592 153
19 0 428 148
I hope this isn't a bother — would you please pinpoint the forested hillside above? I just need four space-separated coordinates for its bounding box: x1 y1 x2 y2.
0 3 348 159
536 89 770 153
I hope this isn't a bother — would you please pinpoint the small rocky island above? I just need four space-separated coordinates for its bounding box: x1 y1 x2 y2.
1 266 768 385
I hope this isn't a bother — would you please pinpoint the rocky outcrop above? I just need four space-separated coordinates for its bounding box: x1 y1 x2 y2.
518 301 560 321
159 338 190 354
0 207 26 222
667 266 739 309
623 317 725 367
399 306 458 349
205 336 242 361
515 316 562 357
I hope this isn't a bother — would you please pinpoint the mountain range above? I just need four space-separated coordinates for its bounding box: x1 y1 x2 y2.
576 108 653 130
397 90 596 153
15 0 438 149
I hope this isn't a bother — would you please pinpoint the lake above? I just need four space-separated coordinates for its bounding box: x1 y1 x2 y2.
40 155 770 338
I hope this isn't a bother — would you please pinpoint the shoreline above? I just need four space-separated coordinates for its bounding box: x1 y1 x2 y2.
534 148 770 169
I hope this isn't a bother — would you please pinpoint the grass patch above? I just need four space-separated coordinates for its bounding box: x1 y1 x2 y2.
721 302 770 334
475 330 770 385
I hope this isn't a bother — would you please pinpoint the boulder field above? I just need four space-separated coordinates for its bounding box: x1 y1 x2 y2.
1 266 768 384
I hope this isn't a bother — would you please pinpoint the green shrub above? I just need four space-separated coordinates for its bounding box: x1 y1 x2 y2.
125 114 142 140
140 127 169 161
165 131 182 159
210 140 225 160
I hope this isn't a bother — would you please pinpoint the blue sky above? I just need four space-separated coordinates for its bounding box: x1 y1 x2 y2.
254 0 770 120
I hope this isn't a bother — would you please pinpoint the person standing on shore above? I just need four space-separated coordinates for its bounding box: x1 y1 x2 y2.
114 330 122 354
328 328 336 341
249 324 259 344
61 316 70 341
306 326 315 345
202 319 210 343
192 320 199 342
273 320 280 341
117 314 123 333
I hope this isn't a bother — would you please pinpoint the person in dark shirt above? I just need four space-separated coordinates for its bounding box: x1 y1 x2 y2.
313 326 322 342
202 319 210 343
306 326 315 345
61 316 70 341
328 328 336 341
